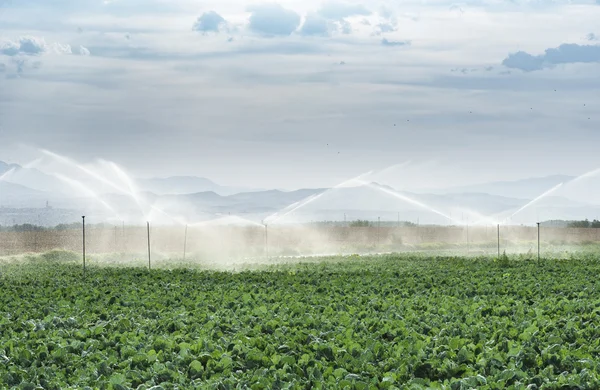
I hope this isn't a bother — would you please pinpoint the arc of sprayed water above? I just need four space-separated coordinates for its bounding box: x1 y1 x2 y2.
454 208 500 227
105 161 187 224
53 173 122 220
356 180 462 225
504 182 564 223
0 167 16 181
264 170 375 225
41 149 185 225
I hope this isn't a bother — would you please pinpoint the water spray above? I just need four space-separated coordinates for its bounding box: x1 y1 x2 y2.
41 149 185 226
357 181 461 225
264 170 375 225
507 182 564 222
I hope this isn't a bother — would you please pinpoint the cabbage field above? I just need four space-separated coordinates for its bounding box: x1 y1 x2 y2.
1 254 600 389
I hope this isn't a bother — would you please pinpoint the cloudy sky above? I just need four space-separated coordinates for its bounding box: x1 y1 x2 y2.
0 0 599 190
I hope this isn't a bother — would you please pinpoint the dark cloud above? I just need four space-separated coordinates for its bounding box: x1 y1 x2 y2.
193 11 227 33
318 2 371 20
299 14 332 36
587 33 598 41
247 4 301 36
381 38 409 47
502 43 600 72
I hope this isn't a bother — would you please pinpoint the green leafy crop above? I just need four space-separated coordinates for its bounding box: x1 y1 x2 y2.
1 255 600 389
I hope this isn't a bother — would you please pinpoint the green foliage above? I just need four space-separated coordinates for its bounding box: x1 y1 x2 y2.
349 219 371 227
567 219 600 228
38 249 80 264
1 255 600 388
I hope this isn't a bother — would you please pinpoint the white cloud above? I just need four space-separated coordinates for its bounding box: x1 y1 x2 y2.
247 4 301 36
1 36 47 56
317 2 371 20
78 45 91 56
299 13 333 36
193 11 227 33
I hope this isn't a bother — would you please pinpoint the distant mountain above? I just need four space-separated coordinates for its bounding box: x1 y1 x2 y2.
0 161 20 176
137 176 259 196
0 160 71 194
0 181 51 208
431 175 575 199
2 159 600 226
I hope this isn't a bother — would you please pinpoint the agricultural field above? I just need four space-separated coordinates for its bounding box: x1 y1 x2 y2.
1 253 600 389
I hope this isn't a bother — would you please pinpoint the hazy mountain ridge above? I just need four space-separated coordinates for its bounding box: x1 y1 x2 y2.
1 160 599 226
431 174 575 199
137 176 262 196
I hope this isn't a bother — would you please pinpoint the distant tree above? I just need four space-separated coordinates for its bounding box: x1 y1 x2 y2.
592 220 600 228
55 223 81 231
568 219 591 228
349 220 371 227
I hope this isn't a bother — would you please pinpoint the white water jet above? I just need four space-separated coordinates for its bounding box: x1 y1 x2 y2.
264 169 376 225
0 167 16 182
41 149 185 226
53 173 122 220
356 180 462 225
507 182 564 222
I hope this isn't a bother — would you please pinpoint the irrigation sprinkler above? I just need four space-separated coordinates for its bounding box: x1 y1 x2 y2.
537 222 541 263
82 216 86 278
183 224 188 261
147 221 151 270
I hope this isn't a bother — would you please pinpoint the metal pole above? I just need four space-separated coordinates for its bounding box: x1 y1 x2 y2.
466 223 469 255
398 212 400 228
147 221 151 270
344 213 346 227
537 222 540 262
265 224 269 259
377 217 381 248
183 224 188 261
82 216 86 278
497 224 500 258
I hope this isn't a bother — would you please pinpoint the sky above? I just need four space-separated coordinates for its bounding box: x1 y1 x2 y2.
0 0 599 190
